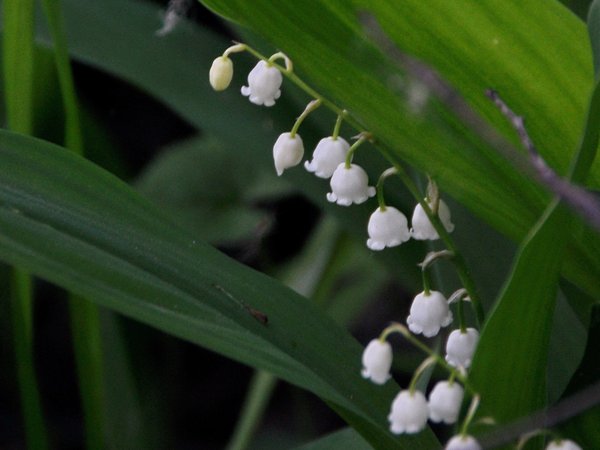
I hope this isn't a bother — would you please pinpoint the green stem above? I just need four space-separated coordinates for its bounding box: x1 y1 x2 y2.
345 133 370 168
376 167 398 211
10 270 49 450
332 111 345 140
40 1 105 448
457 295 467 333
408 356 437 393
290 99 321 137
3 0 49 448
225 371 278 450
459 394 480 437
421 269 431 295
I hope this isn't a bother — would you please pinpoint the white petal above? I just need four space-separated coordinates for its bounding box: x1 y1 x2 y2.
361 339 393 385
445 328 479 369
407 291 453 337
428 381 464 424
445 435 481 450
366 206 410 251
388 390 429 434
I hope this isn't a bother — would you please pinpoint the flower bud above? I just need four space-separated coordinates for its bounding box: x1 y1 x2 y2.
273 132 304 176
209 56 234 91
361 339 393 385
326 163 375 206
304 136 350 178
241 60 282 107
388 390 429 434
367 206 410 251
445 328 479 369
407 290 453 338
445 435 481 450
428 381 464 424
411 199 455 240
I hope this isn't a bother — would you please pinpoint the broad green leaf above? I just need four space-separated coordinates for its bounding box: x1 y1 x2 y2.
0 130 440 450
194 0 600 306
470 203 570 424
134 136 271 245
471 67 600 427
295 428 372 450
558 306 600 448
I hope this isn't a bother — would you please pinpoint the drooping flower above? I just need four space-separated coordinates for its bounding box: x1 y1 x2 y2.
366 206 410 251
445 435 482 450
209 56 234 91
327 163 376 206
407 291 453 338
272 133 304 176
428 381 464 424
445 328 479 369
411 199 455 240
304 136 350 179
361 339 393 385
241 60 282 106
545 439 582 450
388 390 429 434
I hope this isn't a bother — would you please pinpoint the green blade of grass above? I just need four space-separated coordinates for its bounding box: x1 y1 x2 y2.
2 0 49 448
39 1 105 448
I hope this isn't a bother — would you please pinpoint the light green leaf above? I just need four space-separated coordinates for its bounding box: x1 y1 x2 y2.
193 0 600 306
295 428 372 450
0 130 440 450
470 203 570 423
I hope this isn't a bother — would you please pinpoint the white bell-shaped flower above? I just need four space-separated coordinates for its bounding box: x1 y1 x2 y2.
445 435 482 450
209 56 234 91
367 206 410 251
388 390 429 434
272 132 304 176
407 290 453 338
327 163 375 206
411 199 455 240
241 60 282 107
428 381 464 424
304 136 350 178
546 439 582 450
361 339 393 385
445 328 479 369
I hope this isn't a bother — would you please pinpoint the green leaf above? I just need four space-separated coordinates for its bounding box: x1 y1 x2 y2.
134 136 271 245
470 203 571 423
589 0 600 78
295 428 372 450
0 130 440 450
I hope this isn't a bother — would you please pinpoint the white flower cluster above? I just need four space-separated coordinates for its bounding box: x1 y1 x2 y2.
209 45 582 450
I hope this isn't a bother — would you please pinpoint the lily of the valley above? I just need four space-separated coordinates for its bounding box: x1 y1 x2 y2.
445 328 479 369
209 56 234 91
428 381 464 424
272 132 304 176
327 163 375 206
545 439 582 450
304 136 350 179
361 339 393 385
445 435 482 450
411 199 455 240
388 390 429 434
407 290 453 338
241 60 282 107
366 206 410 251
